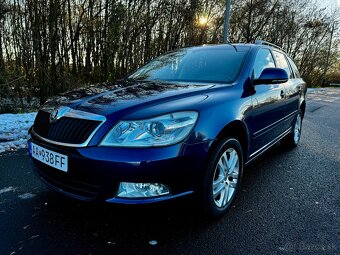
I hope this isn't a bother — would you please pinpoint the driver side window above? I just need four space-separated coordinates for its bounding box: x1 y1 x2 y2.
253 49 275 79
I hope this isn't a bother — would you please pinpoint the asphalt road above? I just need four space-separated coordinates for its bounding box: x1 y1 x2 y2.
0 89 339 255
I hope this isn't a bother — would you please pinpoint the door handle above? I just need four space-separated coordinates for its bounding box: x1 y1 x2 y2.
280 90 286 98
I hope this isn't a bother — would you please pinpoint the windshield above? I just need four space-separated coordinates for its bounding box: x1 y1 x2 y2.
129 47 247 84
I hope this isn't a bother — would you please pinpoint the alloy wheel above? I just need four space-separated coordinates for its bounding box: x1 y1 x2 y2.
294 113 302 144
212 148 239 208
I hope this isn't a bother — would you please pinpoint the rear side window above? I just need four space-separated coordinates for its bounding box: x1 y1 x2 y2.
272 51 293 78
253 49 275 79
287 57 301 78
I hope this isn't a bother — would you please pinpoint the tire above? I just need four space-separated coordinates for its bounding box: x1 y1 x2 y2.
200 137 244 217
282 110 302 148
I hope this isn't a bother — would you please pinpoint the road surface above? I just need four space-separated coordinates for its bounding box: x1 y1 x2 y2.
0 88 339 255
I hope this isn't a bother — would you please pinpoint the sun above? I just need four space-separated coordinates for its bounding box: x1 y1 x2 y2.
198 16 208 26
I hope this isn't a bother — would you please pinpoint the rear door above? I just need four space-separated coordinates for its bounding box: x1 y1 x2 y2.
272 51 301 130
248 48 287 157
286 56 305 126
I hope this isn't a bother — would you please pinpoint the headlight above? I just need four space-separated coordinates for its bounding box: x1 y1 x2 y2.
100 111 198 147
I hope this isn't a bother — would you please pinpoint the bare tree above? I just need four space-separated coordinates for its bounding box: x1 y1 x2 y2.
0 0 338 109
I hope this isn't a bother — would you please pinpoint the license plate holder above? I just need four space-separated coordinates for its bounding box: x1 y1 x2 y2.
29 142 68 172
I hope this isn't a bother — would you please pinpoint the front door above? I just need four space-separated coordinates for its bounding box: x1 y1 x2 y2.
248 48 287 157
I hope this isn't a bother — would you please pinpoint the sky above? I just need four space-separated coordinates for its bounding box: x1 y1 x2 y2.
318 0 340 11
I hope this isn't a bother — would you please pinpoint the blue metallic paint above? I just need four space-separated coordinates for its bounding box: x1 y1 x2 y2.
29 44 307 204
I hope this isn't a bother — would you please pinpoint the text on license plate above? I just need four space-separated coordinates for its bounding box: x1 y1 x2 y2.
30 142 68 172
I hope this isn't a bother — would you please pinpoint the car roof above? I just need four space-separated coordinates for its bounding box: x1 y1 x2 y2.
187 44 251 52
188 42 286 54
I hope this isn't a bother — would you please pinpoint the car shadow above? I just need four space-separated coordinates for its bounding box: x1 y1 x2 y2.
21 142 294 254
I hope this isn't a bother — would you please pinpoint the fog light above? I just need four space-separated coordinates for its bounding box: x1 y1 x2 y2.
117 182 170 198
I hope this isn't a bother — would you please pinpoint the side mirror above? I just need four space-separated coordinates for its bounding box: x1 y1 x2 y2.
253 68 288 85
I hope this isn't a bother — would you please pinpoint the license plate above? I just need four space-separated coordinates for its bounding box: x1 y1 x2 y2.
29 142 68 172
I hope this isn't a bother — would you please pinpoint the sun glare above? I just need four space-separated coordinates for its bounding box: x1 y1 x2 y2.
198 16 208 26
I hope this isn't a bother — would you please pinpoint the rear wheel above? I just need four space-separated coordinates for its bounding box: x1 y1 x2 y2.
201 137 244 217
282 111 302 148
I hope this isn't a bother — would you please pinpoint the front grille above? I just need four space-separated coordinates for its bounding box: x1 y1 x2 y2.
33 110 101 144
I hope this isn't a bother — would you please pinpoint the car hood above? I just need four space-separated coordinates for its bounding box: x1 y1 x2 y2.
43 80 215 117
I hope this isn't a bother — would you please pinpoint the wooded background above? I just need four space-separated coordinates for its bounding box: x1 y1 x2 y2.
0 0 339 111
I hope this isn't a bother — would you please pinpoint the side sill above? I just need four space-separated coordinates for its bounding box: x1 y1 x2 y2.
245 128 292 166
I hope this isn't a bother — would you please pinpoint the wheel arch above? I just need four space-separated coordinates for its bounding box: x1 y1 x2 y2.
209 120 249 162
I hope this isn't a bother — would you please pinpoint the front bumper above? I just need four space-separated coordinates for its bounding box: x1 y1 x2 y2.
29 136 211 204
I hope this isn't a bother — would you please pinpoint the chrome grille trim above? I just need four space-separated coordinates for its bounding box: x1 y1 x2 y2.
41 106 106 122
32 108 106 147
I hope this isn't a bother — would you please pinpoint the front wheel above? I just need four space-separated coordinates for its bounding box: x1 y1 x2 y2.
201 137 244 217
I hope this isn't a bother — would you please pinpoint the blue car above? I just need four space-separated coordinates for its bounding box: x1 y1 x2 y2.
29 41 306 216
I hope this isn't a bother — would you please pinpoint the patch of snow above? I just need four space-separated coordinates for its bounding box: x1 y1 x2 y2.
149 240 158 246
0 112 36 153
0 186 17 195
18 193 36 199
